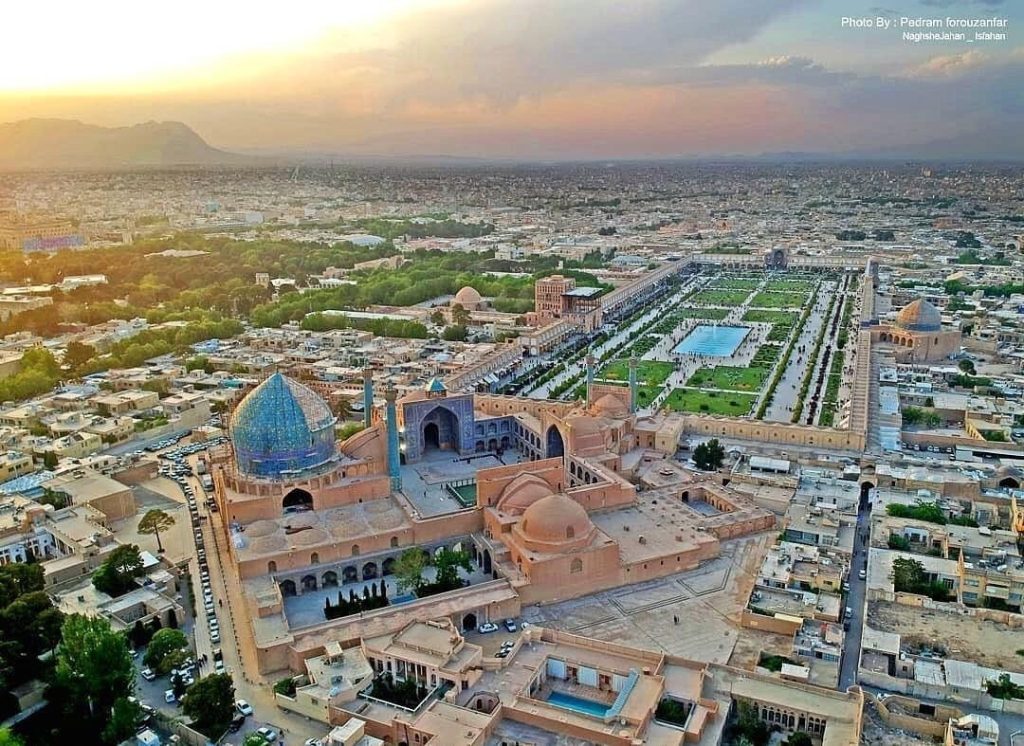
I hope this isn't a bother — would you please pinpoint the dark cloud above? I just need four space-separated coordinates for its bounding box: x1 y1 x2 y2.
318 0 810 104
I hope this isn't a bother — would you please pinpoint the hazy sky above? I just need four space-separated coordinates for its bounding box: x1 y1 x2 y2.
1 0 1021 158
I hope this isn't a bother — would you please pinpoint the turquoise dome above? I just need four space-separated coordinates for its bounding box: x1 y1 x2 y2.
230 373 336 479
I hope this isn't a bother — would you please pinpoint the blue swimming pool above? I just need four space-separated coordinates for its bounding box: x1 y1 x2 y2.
546 691 610 719
673 325 749 356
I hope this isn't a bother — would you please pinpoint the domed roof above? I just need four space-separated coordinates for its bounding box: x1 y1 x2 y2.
518 493 595 550
230 373 337 479
454 286 482 305
592 393 628 418
497 473 555 513
895 298 942 332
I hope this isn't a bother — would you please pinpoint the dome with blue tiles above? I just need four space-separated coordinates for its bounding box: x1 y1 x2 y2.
230 373 337 479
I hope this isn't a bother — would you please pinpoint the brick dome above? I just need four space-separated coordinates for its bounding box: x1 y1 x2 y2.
515 494 596 552
895 298 942 333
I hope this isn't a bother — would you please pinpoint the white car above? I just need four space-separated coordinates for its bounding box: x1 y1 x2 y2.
477 622 499 634
164 690 177 704
257 727 278 742
235 699 253 716
141 667 156 681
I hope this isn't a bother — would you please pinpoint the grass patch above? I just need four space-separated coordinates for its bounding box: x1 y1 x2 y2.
742 309 799 325
750 291 807 309
765 279 817 292
664 388 757 416
598 359 674 387
686 365 768 392
711 277 761 290
672 307 730 320
689 289 750 307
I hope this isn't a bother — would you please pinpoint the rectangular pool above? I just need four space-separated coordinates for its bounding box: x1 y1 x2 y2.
546 691 610 719
673 325 749 356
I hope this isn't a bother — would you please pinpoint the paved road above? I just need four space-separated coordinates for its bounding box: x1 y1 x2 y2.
839 490 871 691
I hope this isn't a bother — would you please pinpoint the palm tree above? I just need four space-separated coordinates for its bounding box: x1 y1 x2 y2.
137 509 176 554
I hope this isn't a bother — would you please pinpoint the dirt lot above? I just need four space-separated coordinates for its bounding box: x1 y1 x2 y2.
861 699 940 746
868 600 1024 672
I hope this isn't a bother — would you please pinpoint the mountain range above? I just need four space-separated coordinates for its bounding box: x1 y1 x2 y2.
0 119 250 170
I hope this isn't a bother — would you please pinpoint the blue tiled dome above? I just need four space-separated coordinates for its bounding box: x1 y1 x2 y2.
230 373 336 479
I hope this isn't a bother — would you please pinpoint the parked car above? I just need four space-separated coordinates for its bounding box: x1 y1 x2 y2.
858 569 867 580
164 690 177 704
141 667 156 681
256 727 278 742
235 700 253 716
477 622 499 634
504 618 517 633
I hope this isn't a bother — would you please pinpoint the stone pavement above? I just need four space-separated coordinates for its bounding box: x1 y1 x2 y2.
520 532 774 663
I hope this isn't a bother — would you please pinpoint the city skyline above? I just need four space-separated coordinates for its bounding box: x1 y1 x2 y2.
1 0 1021 159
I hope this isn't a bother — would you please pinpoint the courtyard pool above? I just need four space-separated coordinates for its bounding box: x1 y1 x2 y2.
546 691 611 719
673 325 749 356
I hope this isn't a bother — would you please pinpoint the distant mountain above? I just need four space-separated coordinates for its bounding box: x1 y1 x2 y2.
0 119 251 170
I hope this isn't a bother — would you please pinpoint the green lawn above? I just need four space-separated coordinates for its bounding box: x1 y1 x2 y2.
750 345 782 367
711 277 761 290
672 307 730 321
689 289 751 307
765 279 817 292
742 309 799 325
663 388 757 416
599 359 674 386
686 365 769 392
749 291 808 309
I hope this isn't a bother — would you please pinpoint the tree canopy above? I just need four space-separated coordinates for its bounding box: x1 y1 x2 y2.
92 544 144 597
693 439 725 471
52 614 136 744
182 672 235 738
144 628 189 674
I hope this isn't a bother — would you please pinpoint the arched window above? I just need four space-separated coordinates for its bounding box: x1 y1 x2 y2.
566 525 575 539
310 552 319 565
570 558 583 574
390 536 399 548
351 544 360 556
268 560 277 574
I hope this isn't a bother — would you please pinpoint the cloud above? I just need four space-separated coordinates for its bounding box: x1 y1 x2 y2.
919 0 1005 7
907 50 990 77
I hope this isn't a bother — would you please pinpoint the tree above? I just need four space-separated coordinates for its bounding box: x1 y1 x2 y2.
53 615 135 742
450 303 471 326
442 324 468 341
732 700 770 746
958 358 976 375
693 438 725 471
63 341 96 373
393 548 429 593
430 310 445 326
42 450 59 470
786 733 813 746
137 509 176 554
92 544 144 597
104 696 142 744
331 396 353 421
182 672 235 738
243 734 269 746
144 628 189 674
433 548 472 589
0 728 24 746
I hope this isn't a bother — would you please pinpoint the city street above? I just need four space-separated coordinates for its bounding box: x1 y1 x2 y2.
838 488 871 692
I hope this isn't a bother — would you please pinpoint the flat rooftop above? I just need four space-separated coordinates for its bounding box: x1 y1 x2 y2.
590 498 718 565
